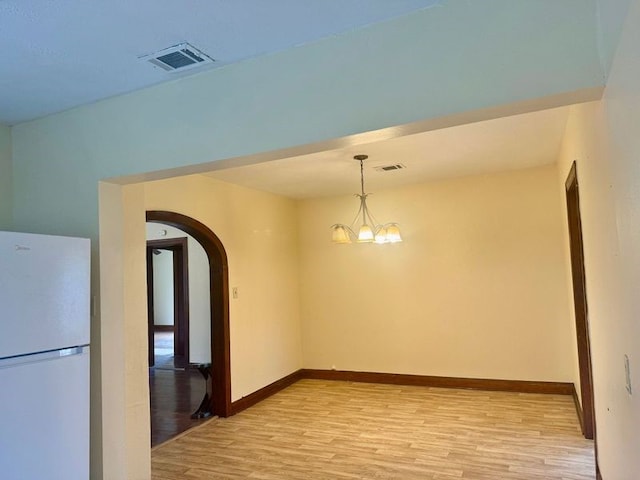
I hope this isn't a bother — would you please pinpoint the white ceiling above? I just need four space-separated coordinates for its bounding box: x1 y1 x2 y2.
205 106 570 199
0 0 440 125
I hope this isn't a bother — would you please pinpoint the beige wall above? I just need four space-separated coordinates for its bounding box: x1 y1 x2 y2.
100 174 303 478
299 165 576 382
151 250 174 326
0 125 11 229
143 175 303 399
99 182 150 480
556 103 611 410
555 2 640 469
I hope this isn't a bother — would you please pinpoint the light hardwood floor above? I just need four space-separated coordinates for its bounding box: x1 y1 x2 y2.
151 379 595 479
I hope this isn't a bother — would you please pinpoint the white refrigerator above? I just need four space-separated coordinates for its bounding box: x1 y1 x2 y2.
0 231 90 479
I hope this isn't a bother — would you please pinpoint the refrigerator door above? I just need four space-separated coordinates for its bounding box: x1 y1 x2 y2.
0 346 89 479
0 231 90 358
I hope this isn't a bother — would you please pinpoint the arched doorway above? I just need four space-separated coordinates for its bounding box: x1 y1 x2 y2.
146 210 231 417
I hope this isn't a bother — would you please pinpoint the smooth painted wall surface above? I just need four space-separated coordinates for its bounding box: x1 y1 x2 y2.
556 0 640 470
146 223 212 363
143 175 303 400
99 182 150 480
299 165 575 382
151 250 174 326
0 125 11 229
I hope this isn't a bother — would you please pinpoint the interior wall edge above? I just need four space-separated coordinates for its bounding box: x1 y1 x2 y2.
105 87 604 187
0 124 12 230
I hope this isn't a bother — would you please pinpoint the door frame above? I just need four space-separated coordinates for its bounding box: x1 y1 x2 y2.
565 161 596 442
147 237 189 368
146 211 232 417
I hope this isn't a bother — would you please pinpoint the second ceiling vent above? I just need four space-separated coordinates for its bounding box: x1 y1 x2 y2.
374 163 406 172
141 43 214 72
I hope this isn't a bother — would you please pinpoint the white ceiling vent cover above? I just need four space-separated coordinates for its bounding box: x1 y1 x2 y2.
374 164 406 172
141 43 214 72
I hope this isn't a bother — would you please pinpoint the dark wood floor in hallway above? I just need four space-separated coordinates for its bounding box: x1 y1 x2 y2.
149 367 209 446
151 379 595 479
150 330 210 446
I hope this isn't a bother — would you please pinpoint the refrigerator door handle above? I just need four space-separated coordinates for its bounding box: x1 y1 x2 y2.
0 345 89 369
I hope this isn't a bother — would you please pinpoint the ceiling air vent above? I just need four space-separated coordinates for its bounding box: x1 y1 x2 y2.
141 43 214 72
374 164 406 172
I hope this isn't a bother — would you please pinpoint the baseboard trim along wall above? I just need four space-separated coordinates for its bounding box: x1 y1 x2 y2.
230 368 575 415
300 369 575 395
231 370 305 415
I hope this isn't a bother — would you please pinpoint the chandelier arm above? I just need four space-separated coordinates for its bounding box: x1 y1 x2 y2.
350 194 365 229
345 225 357 237
360 195 368 226
361 195 381 231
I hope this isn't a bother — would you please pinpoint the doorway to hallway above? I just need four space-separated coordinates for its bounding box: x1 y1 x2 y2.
146 211 231 447
565 161 596 442
147 237 189 369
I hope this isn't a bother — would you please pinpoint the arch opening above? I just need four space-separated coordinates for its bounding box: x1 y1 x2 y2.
146 210 231 417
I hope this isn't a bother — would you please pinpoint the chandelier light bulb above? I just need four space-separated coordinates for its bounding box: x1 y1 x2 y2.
357 224 374 242
385 224 402 243
331 225 351 244
374 227 388 244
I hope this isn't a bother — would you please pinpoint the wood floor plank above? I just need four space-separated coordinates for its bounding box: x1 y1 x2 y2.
152 379 594 479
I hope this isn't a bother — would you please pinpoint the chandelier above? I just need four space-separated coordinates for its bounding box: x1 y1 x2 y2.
331 154 402 244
